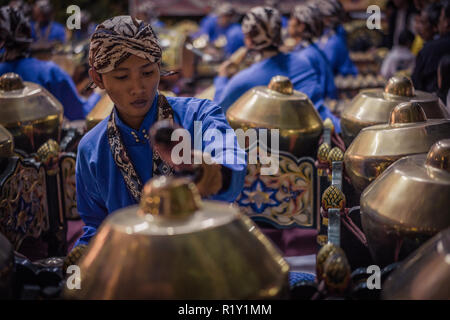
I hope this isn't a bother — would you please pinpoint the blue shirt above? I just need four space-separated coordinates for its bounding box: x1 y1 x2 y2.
30 21 66 43
193 16 244 56
317 28 358 77
223 23 245 57
195 14 218 39
293 42 337 99
75 94 247 247
0 57 100 120
213 52 341 132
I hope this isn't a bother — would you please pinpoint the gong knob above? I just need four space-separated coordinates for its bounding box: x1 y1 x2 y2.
268 75 294 95
384 76 415 97
425 139 450 173
139 176 202 219
389 102 427 125
0 73 25 91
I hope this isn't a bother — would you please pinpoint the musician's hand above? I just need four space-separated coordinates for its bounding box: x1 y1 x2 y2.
218 60 234 77
194 152 223 198
155 147 223 197
150 121 223 197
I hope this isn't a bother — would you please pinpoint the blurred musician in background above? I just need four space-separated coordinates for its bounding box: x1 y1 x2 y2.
437 54 450 110
74 16 246 248
287 2 337 100
0 6 100 120
30 0 66 45
135 0 165 30
193 2 244 57
315 0 358 76
214 6 340 131
413 0 450 92
380 29 415 79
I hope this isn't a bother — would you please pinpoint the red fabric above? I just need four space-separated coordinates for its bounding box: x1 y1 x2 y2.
66 219 85 253
260 227 318 257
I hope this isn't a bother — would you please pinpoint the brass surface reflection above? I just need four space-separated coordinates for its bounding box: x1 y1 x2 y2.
64 176 289 299
360 140 450 266
340 76 449 147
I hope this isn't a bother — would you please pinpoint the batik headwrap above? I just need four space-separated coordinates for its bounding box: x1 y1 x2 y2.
0 6 32 61
89 15 162 74
242 6 281 51
215 3 235 16
315 0 344 27
293 3 324 40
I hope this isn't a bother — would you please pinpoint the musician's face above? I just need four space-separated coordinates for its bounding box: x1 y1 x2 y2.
288 17 305 39
90 55 160 127
218 14 232 28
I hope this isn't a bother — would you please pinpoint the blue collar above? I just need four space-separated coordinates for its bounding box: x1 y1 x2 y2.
113 92 159 146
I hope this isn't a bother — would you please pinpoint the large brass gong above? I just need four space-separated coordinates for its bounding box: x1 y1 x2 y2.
340 76 449 147
0 73 63 154
344 102 450 194
226 75 324 158
382 227 450 300
361 139 450 267
64 176 289 299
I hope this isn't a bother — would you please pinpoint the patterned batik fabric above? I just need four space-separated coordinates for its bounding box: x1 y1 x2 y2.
107 94 174 203
292 3 323 40
89 15 162 74
241 6 282 51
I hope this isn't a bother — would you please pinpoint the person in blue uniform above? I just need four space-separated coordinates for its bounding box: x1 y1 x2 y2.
74 16 247 247
213 6 340 131
0 6 100 120
288 3 337 100
30 0 66 44
193 3 244 57
314 0 358 76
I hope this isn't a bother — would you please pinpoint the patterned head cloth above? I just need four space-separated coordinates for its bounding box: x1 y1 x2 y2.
89 16 162 74
0 6 32 61
215 3 235 16
315 0 345 26
292 2 324 40
242 6 282 51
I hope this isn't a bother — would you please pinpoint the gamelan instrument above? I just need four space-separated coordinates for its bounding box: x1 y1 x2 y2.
344 102 450 194
340 76 449 147
227 75 324 229
361 139 450 266
63 176 289 299
0 73 80 258
382 227 450 300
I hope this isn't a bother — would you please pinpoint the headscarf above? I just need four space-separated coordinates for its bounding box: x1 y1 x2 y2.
215 3 235 16
292 2 324 40
241 6 282 50
315 0 345 28
88 15 162 74
0 6 32 61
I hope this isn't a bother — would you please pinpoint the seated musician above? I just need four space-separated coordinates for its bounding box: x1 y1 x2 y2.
193 3 244 57
30 0 66 44
213 6 340 131
314 0 358 76
0 6 100 120
74 16 247 247
288 2 337 100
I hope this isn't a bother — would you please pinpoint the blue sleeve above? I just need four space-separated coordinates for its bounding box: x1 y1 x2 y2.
191 99 247 202
214 72 253 113
332 38 358 76
213 75 229 103
73 143 108 247
321 58 338 99
53 23 66 43
46 64 99 120
316 99 341 134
